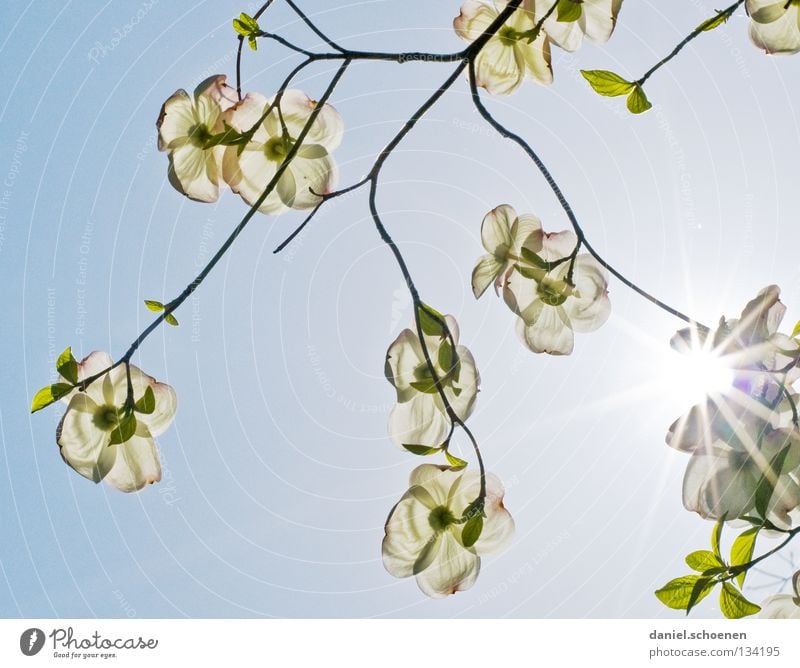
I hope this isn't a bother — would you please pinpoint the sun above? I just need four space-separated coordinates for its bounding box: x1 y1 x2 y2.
661 347 736 406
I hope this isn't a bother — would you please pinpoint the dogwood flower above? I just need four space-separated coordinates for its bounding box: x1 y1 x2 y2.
222 89 343 214
746 0 800 55
679 423 800 527
471 204 545 298
382 464 514 597
759 572 800 618
56 351 177 493
385 314 479 449
157 74 238 202
525 0 622 52
454 0 553 95
500 226 610 355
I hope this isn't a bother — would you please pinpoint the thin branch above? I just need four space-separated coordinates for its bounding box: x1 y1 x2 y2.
235 0 277 99
636 0 745 86
468 59 709 331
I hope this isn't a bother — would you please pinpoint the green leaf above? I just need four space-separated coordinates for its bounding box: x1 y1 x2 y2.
248 35 258 51
685 550 724 574
445 451 467 470
438 340 455 373
755 445 792 517
556 0 582 22
792 319 800 338
719 582 761 619
134 386 156 415
233 12 259 37
56 347 79 384
410 379 438 394
711 518 724 559
165 313 179 327
108 412 137 446
418 303 446 337
698 11 729 32
580 70 634 97
654 575 715 612
730 528 760 587
402 444 441 456
626 85 652 114
144 300 165 313
31 383 74 413
462 515 484 548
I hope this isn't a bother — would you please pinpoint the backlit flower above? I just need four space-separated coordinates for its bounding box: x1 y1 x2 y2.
759 572 800 618
746 0 800 55
222 89 343 214
157 74 237 202
385 315 479 449
382 464 514 597
454 0 553 95
526 0 622 52
57 351 177 493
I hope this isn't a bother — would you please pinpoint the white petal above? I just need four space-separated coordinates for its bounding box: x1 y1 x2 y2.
56 394 116 483
481 204 515 257
447 345 480 421
276 90 344 150
388 395 450 449
195 74 238 111
758 595 800 619
385 328 424 399
415 531 480 598
62 351 114 405
540 230 578 261
562 254 610 333
169 144 220 203
222 144 284 214
472 254 505 299
287 153 337 208
749 6 800 54
517 307 575 355
157 90 194 151
382 494 439 578
128 366 177 437
103 430 162 493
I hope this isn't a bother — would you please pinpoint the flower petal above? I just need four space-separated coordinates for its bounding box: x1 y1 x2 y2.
516 307 575 355
388 394 450 449
103 430 162 493
415 531 480 598
57 394 116 483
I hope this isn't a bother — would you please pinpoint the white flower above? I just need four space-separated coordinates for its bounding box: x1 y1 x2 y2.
759 572 800 618
746 0 800 55
471 204 544 298
679 424 800 527
526 0 622 52
382 464 514 598
222 89 343 214
56 351 177 493
499 225 610 355
157 74 237 202
385 315 480 449
454 0 553 95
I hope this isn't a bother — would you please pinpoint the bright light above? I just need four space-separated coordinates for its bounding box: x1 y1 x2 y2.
661 348 736 406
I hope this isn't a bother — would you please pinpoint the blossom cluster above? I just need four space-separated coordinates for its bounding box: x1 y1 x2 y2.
472 205 610 355
455 0 623 95
157 75 343 213
666 286 800 529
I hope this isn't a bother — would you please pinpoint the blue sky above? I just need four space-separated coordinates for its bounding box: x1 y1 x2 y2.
2 0 800 618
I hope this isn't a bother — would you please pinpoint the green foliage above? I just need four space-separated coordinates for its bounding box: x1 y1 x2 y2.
56 347 79 384
792 319 800 338
418 303 446 338
626 85 652 114
730 528 759 588
31 383 74 413
711 517 724 559
233 12 260 51
685 550 724 574
556 0 582 23
445 450 467 470
580 70 634 97
108 411 137 446
698 11 730 32
402 444 442 456
144 300 165 313
134 386 156 415
410 379 439 394
719 582 760 619
462 514 484 548
654 576 715 613
165 313 179 327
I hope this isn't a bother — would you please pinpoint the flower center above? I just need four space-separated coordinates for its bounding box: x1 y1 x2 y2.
498 26 524 47
537 276 574 307
428 505 456 532
93 405 121 431
264 136 293 162
188 123 214 149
